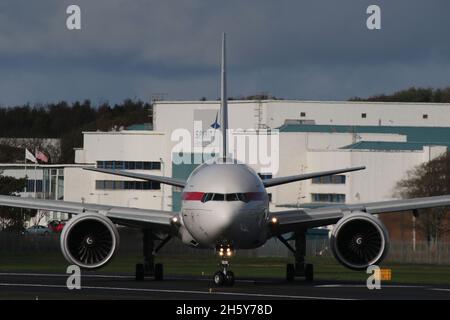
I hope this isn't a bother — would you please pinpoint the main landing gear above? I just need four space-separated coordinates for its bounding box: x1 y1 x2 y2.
135 229 172 281
213 246 235 286
277 230 314 282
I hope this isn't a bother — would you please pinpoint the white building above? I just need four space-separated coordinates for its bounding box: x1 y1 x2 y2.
67 100 450 213
0 164 80 226
2 100 450 226
154 100 450 131
71 130 170 211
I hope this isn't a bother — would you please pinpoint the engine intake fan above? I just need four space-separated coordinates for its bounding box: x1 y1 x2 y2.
60 213 119 269
330 212 389 270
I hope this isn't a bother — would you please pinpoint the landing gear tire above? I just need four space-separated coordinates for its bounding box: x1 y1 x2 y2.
225 271 235 286
135 263 144 281
286 263 295 282
154 263 164 281
305 263 314 282
214 271 225 286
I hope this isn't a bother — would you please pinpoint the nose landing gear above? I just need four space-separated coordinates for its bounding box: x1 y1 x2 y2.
214 247 235 286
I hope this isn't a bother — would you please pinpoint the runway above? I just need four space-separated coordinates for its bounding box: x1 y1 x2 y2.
0 272 450 300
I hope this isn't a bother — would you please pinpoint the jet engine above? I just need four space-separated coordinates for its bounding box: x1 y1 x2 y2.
330 212 389 270
60 213 119 269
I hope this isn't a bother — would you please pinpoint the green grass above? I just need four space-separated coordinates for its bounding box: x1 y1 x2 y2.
1 252 450 285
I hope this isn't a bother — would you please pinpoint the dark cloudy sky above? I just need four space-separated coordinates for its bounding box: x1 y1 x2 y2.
0 0 449 106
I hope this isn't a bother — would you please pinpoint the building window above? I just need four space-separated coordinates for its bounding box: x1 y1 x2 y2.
423 114 428 119
97 161 161 170
125 161 136 170
152 162 161 170
96 180 160 190
104 180 114 189
114 181 125 189
361 113 367 118
95 180 105 189
115 161 124 169
26 180 43 192
143 162 152 170
312 193 346 203
300 112 306 117
311 175 346 184
105 161 114 169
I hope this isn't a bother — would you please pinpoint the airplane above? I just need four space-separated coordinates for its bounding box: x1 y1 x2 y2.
2 33 450 286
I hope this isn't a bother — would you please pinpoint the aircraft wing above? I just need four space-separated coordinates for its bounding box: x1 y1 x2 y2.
269 195 450 235
0 195 177 233
263 166 365 188
83 168 186 188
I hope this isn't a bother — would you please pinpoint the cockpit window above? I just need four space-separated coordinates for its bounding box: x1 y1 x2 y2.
201 193 213 203
226 193 239 201
237 193 249 203
200 192 256 202
212 193 224 201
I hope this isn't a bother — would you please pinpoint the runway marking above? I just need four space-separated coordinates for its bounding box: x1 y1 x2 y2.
315 284 427 288
169 276 258 283
429 288 450 292
0 272 265 283
0 272 132 279
0 283 354 300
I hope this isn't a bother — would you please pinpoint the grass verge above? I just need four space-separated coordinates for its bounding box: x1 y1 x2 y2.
1 253 450 285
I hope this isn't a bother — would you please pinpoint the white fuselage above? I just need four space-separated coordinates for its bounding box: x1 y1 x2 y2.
180 160 270 249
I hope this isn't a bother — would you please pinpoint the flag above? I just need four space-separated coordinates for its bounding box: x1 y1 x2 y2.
25 149 37 163
35 150 49 163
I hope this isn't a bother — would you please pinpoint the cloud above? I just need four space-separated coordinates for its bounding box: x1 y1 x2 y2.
0 0 449 105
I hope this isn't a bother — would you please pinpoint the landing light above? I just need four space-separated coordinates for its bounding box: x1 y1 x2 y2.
271 217 278 224
171 216 179 224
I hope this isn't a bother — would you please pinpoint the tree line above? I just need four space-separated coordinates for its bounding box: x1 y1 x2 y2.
396 152 450 243
350 86 450 103
0 175 36 231
0 99 151 163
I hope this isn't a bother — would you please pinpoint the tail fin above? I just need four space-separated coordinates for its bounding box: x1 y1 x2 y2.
220 32 229 161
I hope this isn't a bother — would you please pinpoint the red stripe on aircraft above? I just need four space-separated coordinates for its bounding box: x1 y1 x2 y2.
182 192 205 201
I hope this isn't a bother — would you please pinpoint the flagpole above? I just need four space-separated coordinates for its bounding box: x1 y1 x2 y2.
24 149 27 193
34 148 37 198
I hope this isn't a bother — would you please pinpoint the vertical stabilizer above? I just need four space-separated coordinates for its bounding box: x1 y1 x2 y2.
220 33 228 161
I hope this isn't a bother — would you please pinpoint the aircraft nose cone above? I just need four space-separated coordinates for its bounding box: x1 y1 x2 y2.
186 206 239 245
206 208 236 236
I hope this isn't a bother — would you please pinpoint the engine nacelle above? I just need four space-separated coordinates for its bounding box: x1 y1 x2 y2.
60 213 119 269
330 212 389 270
